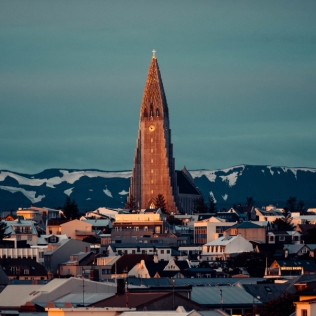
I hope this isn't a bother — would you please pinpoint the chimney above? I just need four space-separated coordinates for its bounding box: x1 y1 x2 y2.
117 278 125 295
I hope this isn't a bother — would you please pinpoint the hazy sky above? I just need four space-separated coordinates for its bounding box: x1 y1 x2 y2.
1 1 316 174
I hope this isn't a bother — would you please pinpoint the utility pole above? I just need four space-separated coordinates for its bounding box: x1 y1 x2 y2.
172 279 175 309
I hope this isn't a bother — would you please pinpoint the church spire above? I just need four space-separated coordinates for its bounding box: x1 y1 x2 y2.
140 52 169 122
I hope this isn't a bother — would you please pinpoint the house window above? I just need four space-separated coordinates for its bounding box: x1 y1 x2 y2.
51 236 56 242
27 236 32 241
167 250 170 254
301 310 307 316
231 229 237 235
16 235 21 241
24 269 29 275
269 236 274 242
161 250 164 254
279 236 285 241
144 226 148 231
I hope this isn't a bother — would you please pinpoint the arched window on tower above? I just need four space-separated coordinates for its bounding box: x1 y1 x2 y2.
150 105 153 117
144 108 148 118
156 108 159 116
150 202 155 209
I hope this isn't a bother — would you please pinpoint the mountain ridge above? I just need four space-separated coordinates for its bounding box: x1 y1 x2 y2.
0 164 315 212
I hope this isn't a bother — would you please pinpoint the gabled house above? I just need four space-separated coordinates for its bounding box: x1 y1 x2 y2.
128 258 190 278
283 244 311 259
43 239 90 274
224 221 266 243
17 206 62 225
200 235 253 261
194 217 234 245
265 259 316 278
254 208 284 222
59 251 95 278
2 218 38 246
267 230 301 244
111 212 168 244
107 243 178 261
46 218 69 235
59 219 97 240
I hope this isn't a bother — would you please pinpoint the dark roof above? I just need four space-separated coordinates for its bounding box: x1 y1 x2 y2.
176 170 200 195
228 222 263 229
297 224 316 235
144 260 190 278
1 258 48 277
47 219 69 225
93 292 168 308
237 206 253 213
0 268 9 285
242 283 288 303
92 291 206 311
274 259 316 271
216 212 239 222
112 254 152 274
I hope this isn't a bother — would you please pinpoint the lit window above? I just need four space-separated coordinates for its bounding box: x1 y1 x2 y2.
151 149 153 153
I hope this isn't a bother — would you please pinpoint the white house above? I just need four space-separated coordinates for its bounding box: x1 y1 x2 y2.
200 235 253 261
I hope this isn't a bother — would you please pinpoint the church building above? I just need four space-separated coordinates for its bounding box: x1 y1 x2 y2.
129 52 201 214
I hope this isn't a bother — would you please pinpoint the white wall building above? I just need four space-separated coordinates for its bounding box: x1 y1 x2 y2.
200 234 253 261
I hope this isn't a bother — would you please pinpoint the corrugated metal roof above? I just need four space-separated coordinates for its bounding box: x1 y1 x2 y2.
0 285 42 307
54 292 114 305
191 286 259 305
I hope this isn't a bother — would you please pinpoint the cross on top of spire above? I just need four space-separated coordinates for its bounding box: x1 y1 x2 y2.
152 49 156 58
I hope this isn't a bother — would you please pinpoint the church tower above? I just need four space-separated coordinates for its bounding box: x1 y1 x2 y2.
129 52 179 212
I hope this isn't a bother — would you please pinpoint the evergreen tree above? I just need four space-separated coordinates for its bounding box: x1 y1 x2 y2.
246 196 255 207
272 215 295 231
296 200 305 214
284 196 297 214
252 292 295 316
125 195 137 210
63 197 79 220
208 195 217 213
0 221 11 240
193 196 208 214
155 194 167 213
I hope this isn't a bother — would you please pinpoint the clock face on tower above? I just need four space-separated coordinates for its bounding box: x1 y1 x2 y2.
148 125 155 132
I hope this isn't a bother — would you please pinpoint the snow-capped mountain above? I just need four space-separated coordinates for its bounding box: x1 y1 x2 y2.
0 165 315 212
